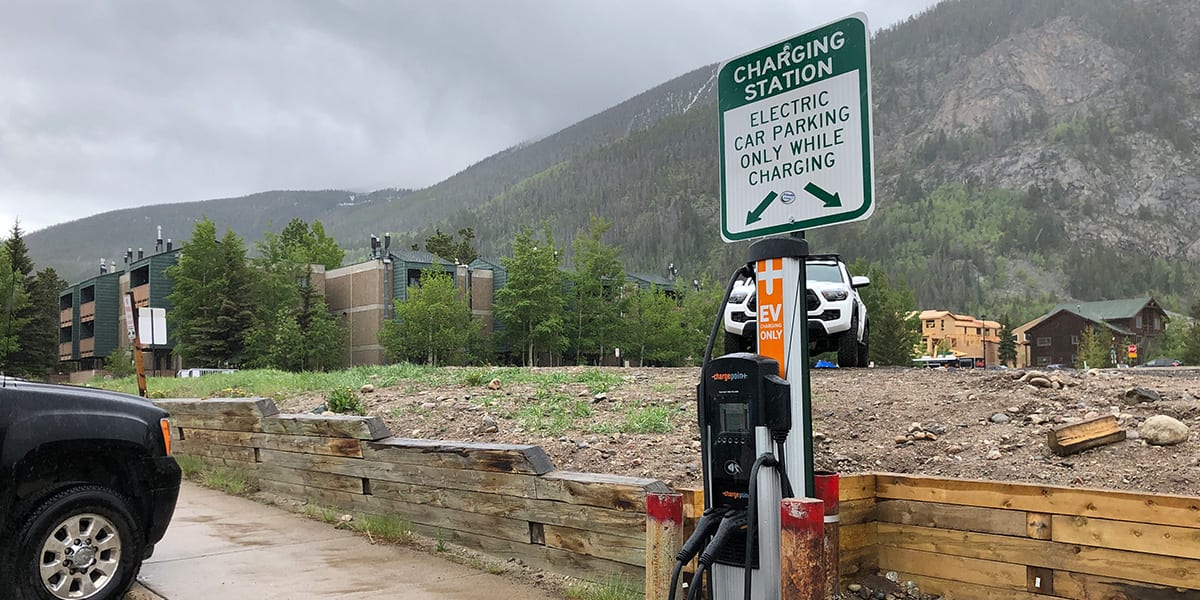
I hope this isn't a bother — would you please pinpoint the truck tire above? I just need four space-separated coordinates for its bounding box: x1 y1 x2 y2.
9 485 144 600
837 313 859 367
856 322 870 367
725 331 752 354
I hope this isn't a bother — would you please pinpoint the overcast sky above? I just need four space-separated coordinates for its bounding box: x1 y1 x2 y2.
0 0 939 233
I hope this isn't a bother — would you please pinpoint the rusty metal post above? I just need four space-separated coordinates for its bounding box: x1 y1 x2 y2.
813 472 840 598
780 497 824 600
646 492 684 600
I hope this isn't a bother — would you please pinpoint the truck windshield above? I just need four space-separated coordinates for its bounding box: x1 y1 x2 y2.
807 264 842 283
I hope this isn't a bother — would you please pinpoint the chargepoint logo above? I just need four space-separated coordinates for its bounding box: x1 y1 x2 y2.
711 372 749 382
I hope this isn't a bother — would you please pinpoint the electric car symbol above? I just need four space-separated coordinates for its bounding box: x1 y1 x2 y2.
724 460 742 475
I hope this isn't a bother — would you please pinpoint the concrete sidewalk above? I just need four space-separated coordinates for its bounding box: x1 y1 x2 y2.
136 482 561 600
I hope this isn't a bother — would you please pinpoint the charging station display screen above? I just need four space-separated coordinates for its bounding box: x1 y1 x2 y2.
719 402 749 432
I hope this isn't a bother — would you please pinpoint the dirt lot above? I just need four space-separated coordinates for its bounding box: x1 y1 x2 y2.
277 366 1200 496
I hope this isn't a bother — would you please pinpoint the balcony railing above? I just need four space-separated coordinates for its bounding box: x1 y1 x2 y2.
80 301 96 322
59 342 73 360
60 308 73 327
79 337 95 357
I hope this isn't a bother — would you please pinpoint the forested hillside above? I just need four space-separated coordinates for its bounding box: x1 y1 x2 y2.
27 0 1200 321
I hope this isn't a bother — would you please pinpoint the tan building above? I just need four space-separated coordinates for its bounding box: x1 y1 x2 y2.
316 251 497 366
917 310 1001 366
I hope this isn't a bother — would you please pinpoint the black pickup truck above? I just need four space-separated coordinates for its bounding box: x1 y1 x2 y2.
0 378 180 600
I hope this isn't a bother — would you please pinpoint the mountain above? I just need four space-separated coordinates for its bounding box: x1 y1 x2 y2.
25 0 1200 321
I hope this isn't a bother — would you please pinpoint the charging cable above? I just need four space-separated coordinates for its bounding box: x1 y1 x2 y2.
687 510 748 600
667 507 728 600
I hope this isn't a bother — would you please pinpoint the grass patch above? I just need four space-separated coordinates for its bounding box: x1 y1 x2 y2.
174 454 205 478
200 465 252 495
621 405 673 434
349 513 411 542
175 455 254 495
304 503 341 525
576 369 622 394
564 575 641 600
326 386 365 415
650 382 677 394
515 388 592 435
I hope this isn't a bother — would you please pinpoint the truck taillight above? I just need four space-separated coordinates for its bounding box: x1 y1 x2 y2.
160 418 172 455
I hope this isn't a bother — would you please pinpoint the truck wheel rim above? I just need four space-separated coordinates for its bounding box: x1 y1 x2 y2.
38 512 122 599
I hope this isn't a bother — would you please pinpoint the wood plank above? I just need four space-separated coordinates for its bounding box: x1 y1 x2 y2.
535 471 670 511
170 414 263 432
254 464 365 495
840 497 875 526
840 474 876 501
174 440 256 463
1048 415 1126 456
676 486 704 520
1052 514 1200 560
369 479 646 541
254 479 531 544
543 524 645 566
262 414 390 440
363 437 554 474
839 523 877 582
876 499 1028 537
877 546 1028 590
1027 513 1052 540
255 448 538 498
896 573 1059 600
877 522 1200 590
413 521 645 585
155 397 279 418
1053 570 1200 600
180 428 363 458
875 473 1200 529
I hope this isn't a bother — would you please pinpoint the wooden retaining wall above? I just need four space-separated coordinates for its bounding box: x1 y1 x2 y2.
158 398 1200 598
156 397 669 584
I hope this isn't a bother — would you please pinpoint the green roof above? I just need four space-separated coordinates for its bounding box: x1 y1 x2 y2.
1048 297 1155 322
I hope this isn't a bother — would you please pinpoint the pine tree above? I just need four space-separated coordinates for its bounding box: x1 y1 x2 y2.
1076 325 1112 369
998 314 1017 366
166 220 254 367
3 221 50 377
568 216 626 365
494 226 566 366
851 260 920 366
0 246 31 370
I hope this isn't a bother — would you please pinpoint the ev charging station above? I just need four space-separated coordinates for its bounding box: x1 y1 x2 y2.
678 13 874 600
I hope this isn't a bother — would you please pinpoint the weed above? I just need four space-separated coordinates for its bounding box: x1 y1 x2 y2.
575 369 622 395
147 389 169 399
350 513 411 542
461 368 493 386
516 388 592 435
201 465 252 495
303 503 340 525
622 405 673 434
564 575 641 600
435 530 447 552
650 382 677 394
214 387 250 398
174 455 205 478
588 422 619 434
326 386 365 415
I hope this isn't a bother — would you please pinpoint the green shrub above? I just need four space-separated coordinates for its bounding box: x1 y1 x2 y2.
326 386 365 415
622 405 673 434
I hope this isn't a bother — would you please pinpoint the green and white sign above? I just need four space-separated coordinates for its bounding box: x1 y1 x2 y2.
718 14 874 241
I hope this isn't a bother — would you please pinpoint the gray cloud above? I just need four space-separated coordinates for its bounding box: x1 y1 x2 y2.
0 0 939 232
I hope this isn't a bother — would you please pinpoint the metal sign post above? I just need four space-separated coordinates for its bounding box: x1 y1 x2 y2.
124 292 147 397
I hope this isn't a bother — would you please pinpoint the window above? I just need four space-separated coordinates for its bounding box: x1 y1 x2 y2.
1037 337 1051 347
940 320 944 330
1135 314 1143 328
1154 316 1162 330
1071 335 1079 346
976 327 981 335
1037 356 1049 365
925 320 935 328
